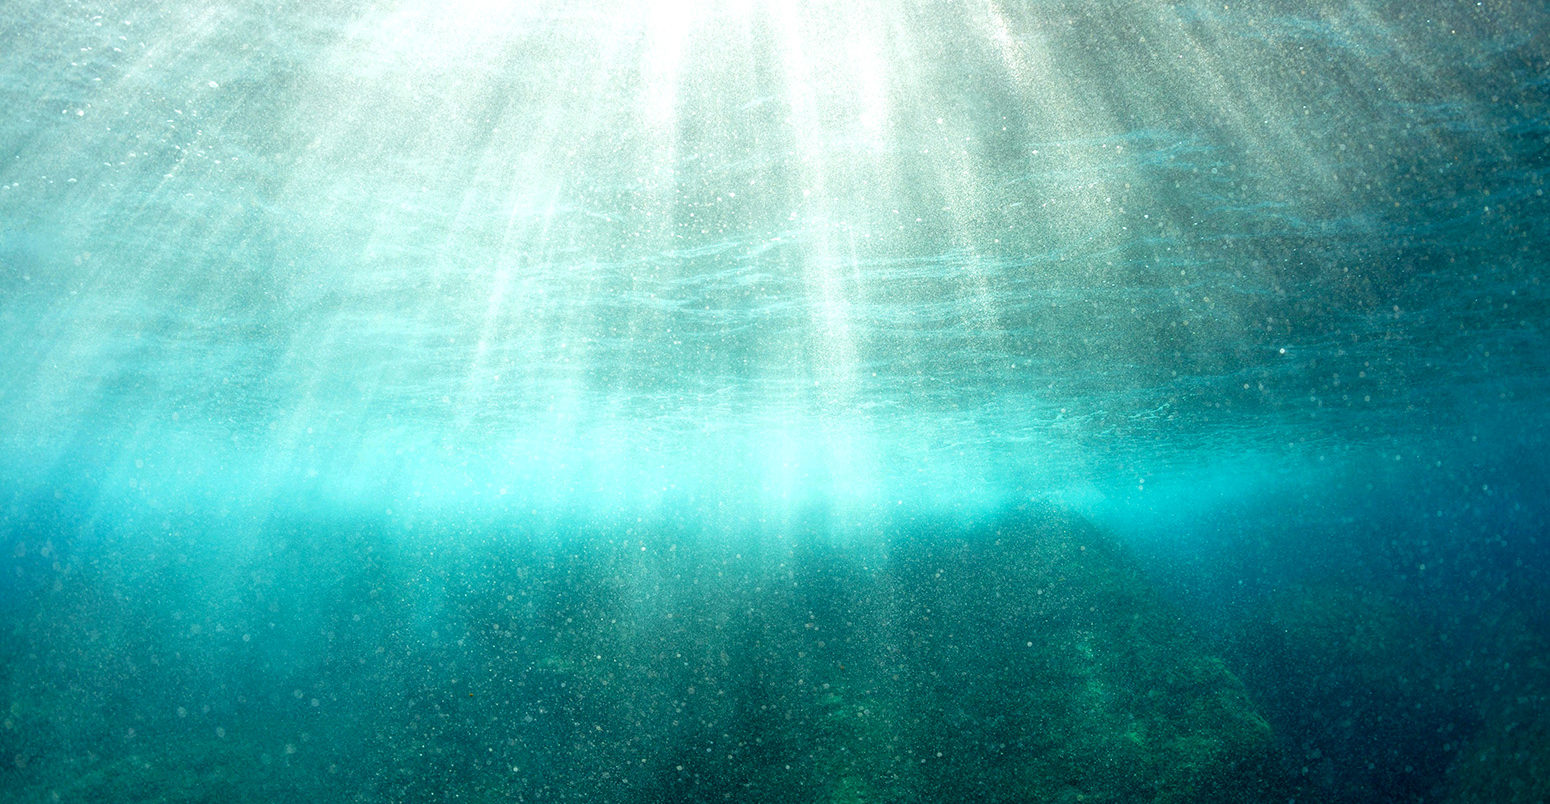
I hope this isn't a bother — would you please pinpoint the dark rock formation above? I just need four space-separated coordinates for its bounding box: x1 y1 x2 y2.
4 508 1284 801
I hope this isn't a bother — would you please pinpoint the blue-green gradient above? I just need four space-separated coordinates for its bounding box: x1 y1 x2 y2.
2 1 1547 801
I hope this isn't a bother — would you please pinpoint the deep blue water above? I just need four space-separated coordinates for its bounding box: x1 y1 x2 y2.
2 1 1547 801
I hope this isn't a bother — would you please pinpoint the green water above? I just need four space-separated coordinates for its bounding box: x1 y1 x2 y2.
2 1 1547 801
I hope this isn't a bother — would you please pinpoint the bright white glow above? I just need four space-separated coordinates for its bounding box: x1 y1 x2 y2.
1 0 1478 518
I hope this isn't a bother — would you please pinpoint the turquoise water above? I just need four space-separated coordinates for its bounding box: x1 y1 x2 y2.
2 1 1547 801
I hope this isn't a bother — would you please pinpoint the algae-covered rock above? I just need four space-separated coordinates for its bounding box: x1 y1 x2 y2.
1446 707 1550 804
1442 615 1550 804
875 511 1282 803
1222 582 1463 800
6 508 1284 802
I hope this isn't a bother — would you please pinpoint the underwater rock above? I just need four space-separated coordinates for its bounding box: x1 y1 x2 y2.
1445 706 1550 804
1441 613 1550 804
873 512 1282 803
1221 582 1464 801
5 508 1284 802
